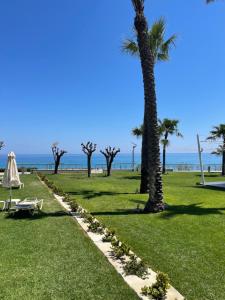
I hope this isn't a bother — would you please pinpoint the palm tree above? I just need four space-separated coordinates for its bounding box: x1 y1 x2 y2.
207 124 225 176
130 0 164 212
132 125 143 138
159 119 183 174
123 17 176 194
0 141 4 151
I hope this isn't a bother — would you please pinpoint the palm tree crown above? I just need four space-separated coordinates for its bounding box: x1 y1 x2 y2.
207 124 225 141
159 119 183 141
122 18 176 64
132 125 143 138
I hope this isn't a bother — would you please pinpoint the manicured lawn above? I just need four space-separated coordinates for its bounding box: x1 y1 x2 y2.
48 171 225 300
0 174 138 300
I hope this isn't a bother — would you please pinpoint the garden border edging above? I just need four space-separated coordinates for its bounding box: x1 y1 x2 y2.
52 192 184 300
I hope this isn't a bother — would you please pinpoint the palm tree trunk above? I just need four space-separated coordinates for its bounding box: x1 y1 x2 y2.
162 133 168 174
162 144 166 174
132 0 164 212
222 140 225 176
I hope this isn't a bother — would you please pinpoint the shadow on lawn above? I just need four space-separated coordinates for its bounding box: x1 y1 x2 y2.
121 175 141 180
161 203 225 219
92 209 140 216
192 185 225 192
67 190 135 200
6 210 69 220
92 200 225 218
195 174 223 178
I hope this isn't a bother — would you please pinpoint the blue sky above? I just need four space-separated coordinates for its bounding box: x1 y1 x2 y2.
0 0 224 154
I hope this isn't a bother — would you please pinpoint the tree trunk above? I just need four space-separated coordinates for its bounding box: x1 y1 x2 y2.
162 145 166 174
54 157 60 174
222 140 225 176
107 161 112 176
133 1 164 212
87 156 91 177
162 133 168 174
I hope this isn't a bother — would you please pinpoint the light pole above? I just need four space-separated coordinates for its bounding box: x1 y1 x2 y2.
131 143 137 171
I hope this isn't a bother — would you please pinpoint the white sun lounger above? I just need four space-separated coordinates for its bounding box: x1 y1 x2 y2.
12 198 43 214
2 199 21 211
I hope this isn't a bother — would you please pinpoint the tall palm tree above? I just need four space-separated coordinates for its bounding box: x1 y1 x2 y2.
207 124 225 176
131 0 164 212
159 119 183 174
123 17 176 194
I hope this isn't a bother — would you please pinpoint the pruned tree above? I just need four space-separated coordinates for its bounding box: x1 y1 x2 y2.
51 142 67 174
100 147 120 176
0 141 5 151
81 142 97 177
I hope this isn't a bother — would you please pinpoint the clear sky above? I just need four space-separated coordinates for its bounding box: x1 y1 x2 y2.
0 0 224 154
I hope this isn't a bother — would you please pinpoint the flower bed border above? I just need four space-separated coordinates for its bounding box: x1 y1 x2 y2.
38 173 184 300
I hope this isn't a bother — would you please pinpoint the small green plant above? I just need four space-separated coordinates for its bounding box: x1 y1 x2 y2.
141 272 170 300
123 255 148 278
88 221 104 234
70 201 79 212
111 238 119 247
63 194 71 202
83 213 94 223
111 242 130 259
102 229 115 242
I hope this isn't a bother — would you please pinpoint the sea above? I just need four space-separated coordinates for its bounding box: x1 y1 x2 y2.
0 153 221 169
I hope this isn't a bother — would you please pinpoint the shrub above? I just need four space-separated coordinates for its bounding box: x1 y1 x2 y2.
111 242 130 259
70 201 79 212
111 238 120 247
102 229 115 242
82 213 94 223
141 272 170 300
88 221 104 234
123 255 148 278
63 194 71 202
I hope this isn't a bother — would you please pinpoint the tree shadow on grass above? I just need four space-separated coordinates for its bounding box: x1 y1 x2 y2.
92 201 225 218
192 185 225 192
92 209 141 216
67 190 135 200
121 175 141 180
195 174 223 178
161 203 225 219
5 210 69 220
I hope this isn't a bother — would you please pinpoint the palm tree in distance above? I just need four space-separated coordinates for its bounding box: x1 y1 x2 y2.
207 124 225 176
132 119 183 174
132 125 143 138
159 119 183 174
130 0 165 212
123 17 176 194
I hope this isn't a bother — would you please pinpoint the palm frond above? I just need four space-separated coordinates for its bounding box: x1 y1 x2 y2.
122 39 139 56
122 16 176 64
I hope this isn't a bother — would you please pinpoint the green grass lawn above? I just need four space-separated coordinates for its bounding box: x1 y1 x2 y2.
0 174 139 300
48 171 225 300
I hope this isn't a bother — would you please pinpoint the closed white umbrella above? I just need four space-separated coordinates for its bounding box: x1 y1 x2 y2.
2 152 22 208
